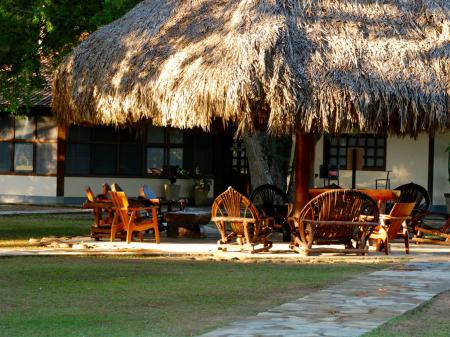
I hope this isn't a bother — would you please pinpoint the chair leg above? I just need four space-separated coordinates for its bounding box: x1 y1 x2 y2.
384 237 389 255
126 228 133 244
139 231 144 242
154 227 160 244
404 232 410 254
403 223 409 254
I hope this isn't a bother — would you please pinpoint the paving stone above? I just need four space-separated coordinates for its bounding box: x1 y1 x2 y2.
199 262 450 337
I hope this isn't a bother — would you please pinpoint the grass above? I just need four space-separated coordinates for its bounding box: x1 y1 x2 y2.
0 214 91 247
363 291 450 337
0 256 382 337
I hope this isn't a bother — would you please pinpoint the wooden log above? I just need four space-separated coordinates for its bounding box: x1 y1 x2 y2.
309 188 399 201
412 237 450 245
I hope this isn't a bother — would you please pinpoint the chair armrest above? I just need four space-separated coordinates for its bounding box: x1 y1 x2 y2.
211 216 256 224
380 214 411 221
301 219 378 227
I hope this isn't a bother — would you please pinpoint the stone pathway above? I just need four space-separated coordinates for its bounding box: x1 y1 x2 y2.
199 262 450 337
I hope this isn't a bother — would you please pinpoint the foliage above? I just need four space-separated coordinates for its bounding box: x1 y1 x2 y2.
0 256 380 337
0 0 141 114
194 177 212 191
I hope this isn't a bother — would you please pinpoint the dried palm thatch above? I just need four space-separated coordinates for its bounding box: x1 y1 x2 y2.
52 0 450 136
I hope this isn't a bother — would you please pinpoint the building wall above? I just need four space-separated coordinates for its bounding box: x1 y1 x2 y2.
0 175 57 203
433 133 450 205
313 133 436 202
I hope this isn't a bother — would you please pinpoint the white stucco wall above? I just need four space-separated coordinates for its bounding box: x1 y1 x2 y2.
64 177 213 199
0 175 57 201
313 134 430 198
433 133 450 205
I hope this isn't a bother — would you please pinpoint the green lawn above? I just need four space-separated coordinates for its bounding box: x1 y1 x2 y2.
0 214 91 247
0 256 381 337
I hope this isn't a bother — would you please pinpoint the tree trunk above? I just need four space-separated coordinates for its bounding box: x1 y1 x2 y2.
243 132 273 191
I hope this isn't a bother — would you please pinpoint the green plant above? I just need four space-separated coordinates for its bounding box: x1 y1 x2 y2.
194 177 212 192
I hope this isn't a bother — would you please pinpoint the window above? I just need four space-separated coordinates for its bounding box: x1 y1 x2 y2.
231 140 248 175
66 125 184 177
324 134 386 170
66 126 141 176
146 125 183 174
0 116 58 175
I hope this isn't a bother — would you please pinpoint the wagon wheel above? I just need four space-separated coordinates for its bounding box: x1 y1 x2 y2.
249 184 290 242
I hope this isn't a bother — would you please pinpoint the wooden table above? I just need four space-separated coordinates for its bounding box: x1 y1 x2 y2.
164 211 211 238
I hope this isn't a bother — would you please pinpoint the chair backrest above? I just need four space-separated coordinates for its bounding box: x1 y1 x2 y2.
249 184 288 218
385 202 416 239
299 189 379 241
86 186 95 202
111 183 123 192
110 191 130 225
212 187 261 234
394 183 430 214
139 184 157 199
101 183 111 199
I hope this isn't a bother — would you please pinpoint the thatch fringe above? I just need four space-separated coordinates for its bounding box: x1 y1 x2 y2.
52 0 450 136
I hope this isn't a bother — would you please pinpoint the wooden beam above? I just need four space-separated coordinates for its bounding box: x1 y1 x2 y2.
56 124 66 197
427 134 434 204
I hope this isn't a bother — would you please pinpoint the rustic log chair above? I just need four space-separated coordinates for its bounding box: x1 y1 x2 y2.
289 190 379 255
413 216 450 245
109 190 160 244
370 202 415 255
249 184 291 242
85 186 116 240
392 183 431 234
211 187 272 253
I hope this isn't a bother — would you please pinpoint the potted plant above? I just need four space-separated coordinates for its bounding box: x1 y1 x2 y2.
193 177 212 206
164 166 181 201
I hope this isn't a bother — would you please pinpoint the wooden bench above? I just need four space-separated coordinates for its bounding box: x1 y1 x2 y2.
164 211 211 237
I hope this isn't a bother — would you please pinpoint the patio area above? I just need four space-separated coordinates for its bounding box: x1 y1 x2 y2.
2 223 450 263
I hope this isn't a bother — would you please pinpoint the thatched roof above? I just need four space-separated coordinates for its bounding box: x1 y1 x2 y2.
52 0 450 135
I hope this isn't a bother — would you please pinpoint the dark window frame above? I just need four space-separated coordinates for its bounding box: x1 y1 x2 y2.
0 115 57 176
145 126 184 174
323 134 387 171
66 125 184 178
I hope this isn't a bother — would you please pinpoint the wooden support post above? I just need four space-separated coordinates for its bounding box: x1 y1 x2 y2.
293 132 315 216
56 124 66 197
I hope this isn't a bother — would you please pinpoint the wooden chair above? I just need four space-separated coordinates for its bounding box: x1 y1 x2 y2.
84 186 116 240
110 190 160 244
289 190 379 255
211 187 272 253
111 183 123 192
249 184 291 242
413 213 450 245
370 202 415 255
393 183 430 233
